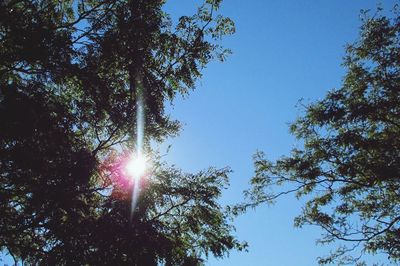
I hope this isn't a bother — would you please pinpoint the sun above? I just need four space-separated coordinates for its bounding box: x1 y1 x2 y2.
125 154 147 179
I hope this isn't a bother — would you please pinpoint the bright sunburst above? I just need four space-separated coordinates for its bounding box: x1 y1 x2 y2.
125 154 147 179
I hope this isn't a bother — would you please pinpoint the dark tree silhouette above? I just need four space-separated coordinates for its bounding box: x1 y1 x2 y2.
0 0 245 265
242 7 400 265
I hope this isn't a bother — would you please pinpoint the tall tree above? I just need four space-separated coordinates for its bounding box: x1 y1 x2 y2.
243 7 400 265
0 0 244 265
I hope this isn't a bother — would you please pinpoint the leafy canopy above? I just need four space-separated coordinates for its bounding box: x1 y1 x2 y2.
0 0 245 265
243 7 400 265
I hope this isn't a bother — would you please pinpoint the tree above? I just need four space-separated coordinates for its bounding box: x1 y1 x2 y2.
0 0 245 264
242 7 400 265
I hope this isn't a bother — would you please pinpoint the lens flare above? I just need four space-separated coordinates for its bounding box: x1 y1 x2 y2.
125 154 147 179
130 73 146 219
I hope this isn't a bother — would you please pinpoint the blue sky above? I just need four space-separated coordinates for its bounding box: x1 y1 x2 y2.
162 1 398 265
1 1 397 265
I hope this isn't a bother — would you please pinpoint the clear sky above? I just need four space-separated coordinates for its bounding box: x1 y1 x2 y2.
162 1 398 265
1 1 397 266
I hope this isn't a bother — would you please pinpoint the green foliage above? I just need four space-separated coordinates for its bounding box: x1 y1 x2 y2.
244 7 400 265
0 0 244 264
